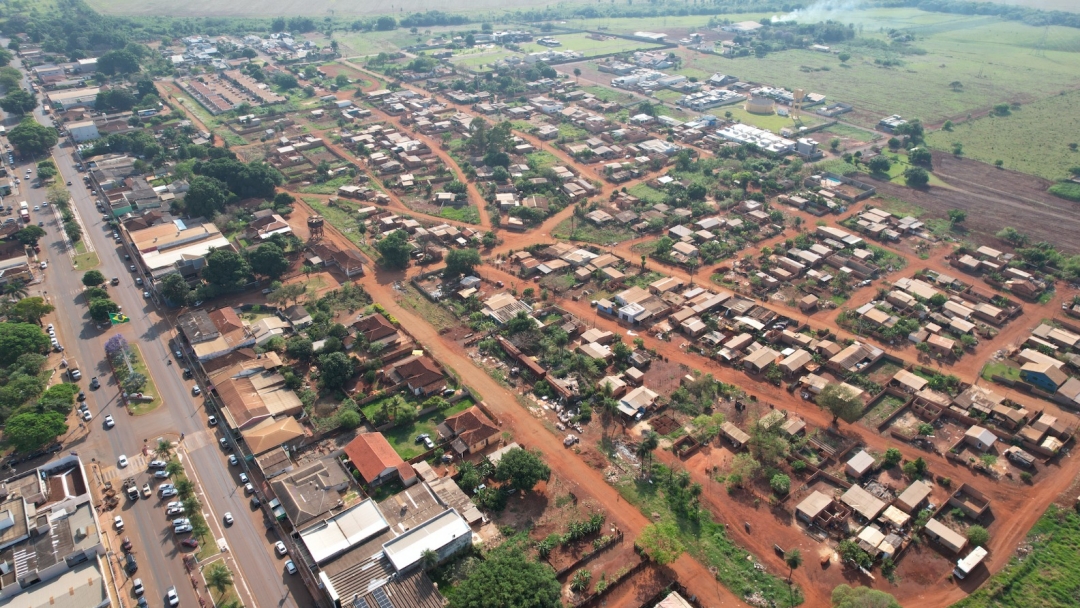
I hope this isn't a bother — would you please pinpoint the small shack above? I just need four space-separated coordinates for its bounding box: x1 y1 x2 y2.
924 518 968 553
964 425 997 452
895 480 932 514
841 485 887 521
720 421 751 449
845 450 875 478
796 490 843 527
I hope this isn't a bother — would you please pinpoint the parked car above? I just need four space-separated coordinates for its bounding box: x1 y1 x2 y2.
158 483 176 496
133 578 144 596
113 515 124 530
125 554 137 574
173 523 193 534
244 483 255 495
121 537 132 552
285 560 297 575
228 454 238 466
166 505 184 516
275 541 288 556
153 470 171 479
160 487 178 498
180 538 199 549
238 473 248 484
207 415 217 426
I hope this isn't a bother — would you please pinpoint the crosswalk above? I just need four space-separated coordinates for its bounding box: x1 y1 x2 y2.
182 429 213 452
100 453 148 482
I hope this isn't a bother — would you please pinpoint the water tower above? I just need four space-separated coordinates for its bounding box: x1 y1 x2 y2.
307 215 324 242
792 88 806 121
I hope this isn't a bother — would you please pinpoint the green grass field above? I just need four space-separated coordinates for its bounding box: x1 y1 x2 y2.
953 504 1080 608
926 90 1080 181
450 46 519 71
719 105 826 134
518 32 665 58
679 9 1080 129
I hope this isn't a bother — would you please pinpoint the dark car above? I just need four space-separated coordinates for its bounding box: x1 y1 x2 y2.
180 538 199 549
124 554 137 574
250 495 261 508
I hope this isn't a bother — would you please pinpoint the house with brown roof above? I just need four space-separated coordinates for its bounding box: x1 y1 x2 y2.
212 361 304 430
241 416 307 456
343 433 417 487
437 406 500 455
269 457 352 527
352 313 402 350
307 242 366 277
177 307 254 361
384 356 446 396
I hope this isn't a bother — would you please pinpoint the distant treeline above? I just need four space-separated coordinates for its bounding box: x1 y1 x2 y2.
883 0 1080 29
510 1 806 23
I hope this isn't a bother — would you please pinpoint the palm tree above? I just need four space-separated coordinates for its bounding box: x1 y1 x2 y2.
155 439 172 460
637 431 659 475
4 280 28 300
165 460 184 479
182 496 201 516
175 479 195 500
204 562 233 597
420 549 438 571
785 548 802 582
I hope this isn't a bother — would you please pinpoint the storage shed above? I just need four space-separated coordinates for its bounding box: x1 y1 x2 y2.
845 450 875 478
924 518 968 553
895 480 932 514
964 425 997 452
720 421 751 448
841 485 887 521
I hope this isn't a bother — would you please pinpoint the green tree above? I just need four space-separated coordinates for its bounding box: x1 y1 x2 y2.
317 352 355 389
36 383 78 415
0 89 36 115
9 297 54 325
420 548 439 571
494 448 550 493
89 298 120 323
0 323 50 365
908 147 932 167
882 447 903 468
449 540 560 608
770 473 791 495
635 522 685 566
948 209 966 224
902 456 928 480
904 166 930 188
444 248 481 278
248 243 289 279
831 585 901 608
4 411 67 453
160 273 192 305
286 336 314 360
202 248 251 291
866 155 891 174
63 220 82 243
82 270 106 287
97 49 140 75
376 229 412 269
14 225 46 246
183 176 230 218
205 562 234 597
785 548 803 582
8 119 58 157
95 88 138 113
268 282 307 307
338 409 362 429
966 524 989 547
816 383 863 425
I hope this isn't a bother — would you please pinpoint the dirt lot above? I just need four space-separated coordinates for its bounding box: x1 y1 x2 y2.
863 152 1080 253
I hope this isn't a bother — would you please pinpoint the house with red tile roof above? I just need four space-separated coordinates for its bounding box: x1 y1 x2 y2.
437 406 499 455
343 433 417 487
384 356 446 396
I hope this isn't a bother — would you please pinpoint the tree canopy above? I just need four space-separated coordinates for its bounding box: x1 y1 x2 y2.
202 248 251 292
635 522 685 565
9 297 55 325
160 273 192 305
449 540 561 608
96 49 140 75
248 243 289 279
4 411 67 453
493 448 550 492
831 585 901 608
184 176 230 218
8 119 58 157
89 298 120 323
15 225 46 246
82 270 106 287
0 323 49 366
95 88 138 113
817 383 863 424
317 352 355 389
0 89 37 115
376 229 412 269
444 248 481 279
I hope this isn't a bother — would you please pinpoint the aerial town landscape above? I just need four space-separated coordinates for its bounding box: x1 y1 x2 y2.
1 0 1080 607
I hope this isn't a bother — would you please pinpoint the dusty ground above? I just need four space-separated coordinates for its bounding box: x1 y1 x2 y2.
864 152 1080 253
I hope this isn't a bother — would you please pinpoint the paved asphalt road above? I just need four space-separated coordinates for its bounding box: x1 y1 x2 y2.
5 56 311 608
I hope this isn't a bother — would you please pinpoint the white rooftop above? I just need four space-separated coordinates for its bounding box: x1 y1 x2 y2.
382 508 470 572
299 499 389 564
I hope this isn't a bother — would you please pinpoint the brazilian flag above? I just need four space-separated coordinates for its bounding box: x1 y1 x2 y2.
109 312 130 324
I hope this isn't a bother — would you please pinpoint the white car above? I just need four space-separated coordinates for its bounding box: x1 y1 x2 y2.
160 487 178 498
32 205 38 211
166 586 179 606
228 454 238 466
275 541 287 556
39 261 47 269
81 410 92 422
173 523 193 534
143 291 150 298
238 473 248 484
244 483 254 495
103 415 114 428
166 505 184 516
223 512 233 526
285 560 297 575
153 470 171 479
117 455 128 467
113 515 124 530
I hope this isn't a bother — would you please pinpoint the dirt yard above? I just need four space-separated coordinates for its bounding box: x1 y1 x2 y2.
863 152 1080 253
